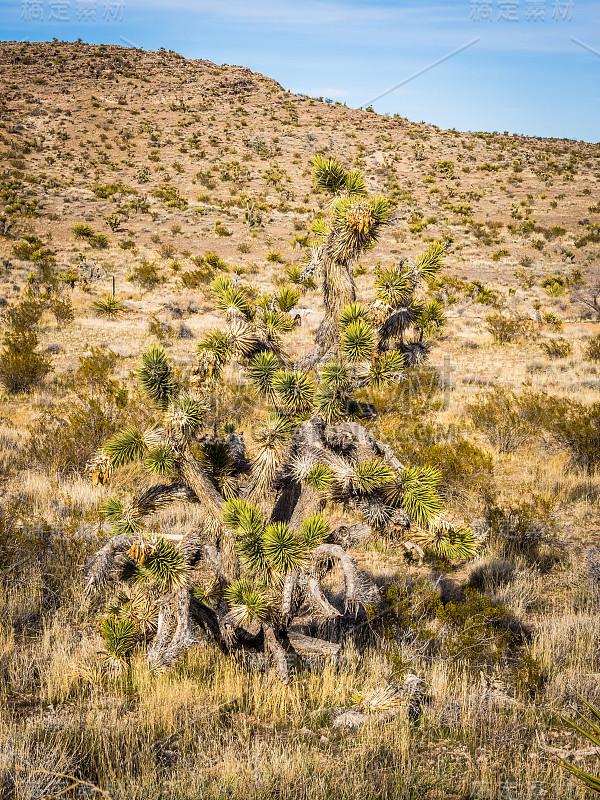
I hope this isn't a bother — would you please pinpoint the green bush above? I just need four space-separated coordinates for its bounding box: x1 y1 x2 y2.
485 311 532 344
3 298 45 330
467 387 536 453
372 578 519 674
72 224 108 249
49 296 74 327
27 350 146 475
541 274 566 296
180 267 213 288
128 262 163 291
393 422 494 501
585 333 600 361
541 337 572 359
204 251 228 271
533 395 600 473
485 495 557 559
0 328 52 393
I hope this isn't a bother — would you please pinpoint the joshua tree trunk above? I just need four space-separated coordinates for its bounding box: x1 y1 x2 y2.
297 253 356 370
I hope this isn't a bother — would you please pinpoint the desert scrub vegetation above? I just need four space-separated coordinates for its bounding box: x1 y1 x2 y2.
72 223 109 249
468 387 600 473
0 297 54 393
485 311 533 344
2 56 600 795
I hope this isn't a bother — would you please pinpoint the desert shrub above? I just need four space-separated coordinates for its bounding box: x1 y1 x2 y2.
92 182 134 199
465 280 499 306
28 350 147 475
526 394 600 473
542 311 563 331
152 185 188 209
485 311 532 343
180 267 212 288
72 223 108 248
512 651 546 700
541 274 566 296
0 329 52 393
585 333 600 361
467 388 536 452
204 251 228 271
49 296 74 327
286 264 316 289
485 495 557 559
541 337 572 359
128 261 163 291
2 298 45 330
435 160 455 178
267 250 284 263
513 267 535 288
468 559 515 593
147 314 174 340
393 422 494 501
373 577 519 673
105 213 121 231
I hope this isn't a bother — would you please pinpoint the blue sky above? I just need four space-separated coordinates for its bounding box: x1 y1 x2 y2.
2 0 599 141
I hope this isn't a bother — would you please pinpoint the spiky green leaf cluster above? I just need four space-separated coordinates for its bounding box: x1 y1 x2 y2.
340 318 374 362
299 513 331 549
305 463 335 491
248 351 280 397
137 345 177 410
339 302 370 329
415 299 446 336
212 276 254 320
353 459 395 493
92 294 128 320
224 578 269 625
271 369 316 415
144 446 177 475
100 616 136 662
143 538 189 590
104 427 145 468
375 268 413 308
99 497 125 521
224 499 313 576
558 695 600 794
262 522 309 572
312 155 365 196
274 286 300 313
360 350 405 389
166 396 205 438
414 240 446 284
384 466 443 528
432 526 477 561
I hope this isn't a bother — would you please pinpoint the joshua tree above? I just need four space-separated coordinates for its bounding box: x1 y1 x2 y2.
84 157 475 683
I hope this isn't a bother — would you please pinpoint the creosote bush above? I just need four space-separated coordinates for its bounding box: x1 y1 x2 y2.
371 576 521 674
486 311 532 344
467 387 536 453
0 298 53 393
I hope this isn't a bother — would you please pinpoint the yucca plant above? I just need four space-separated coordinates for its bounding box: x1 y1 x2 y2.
557 695 600 793
84 155 475 685
92 294 128 320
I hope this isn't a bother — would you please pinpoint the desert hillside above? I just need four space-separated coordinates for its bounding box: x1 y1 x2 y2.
1 39 600 800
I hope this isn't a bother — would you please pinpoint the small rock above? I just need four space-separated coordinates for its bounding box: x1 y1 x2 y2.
45 343 62 354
